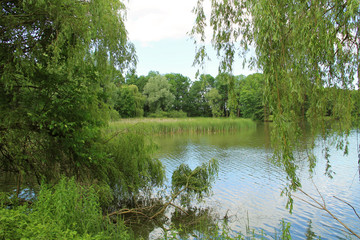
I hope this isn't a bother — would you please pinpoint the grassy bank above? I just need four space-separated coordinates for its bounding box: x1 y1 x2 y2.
108 117 257 134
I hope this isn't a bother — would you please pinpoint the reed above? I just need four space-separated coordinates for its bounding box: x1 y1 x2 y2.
107 117 257 135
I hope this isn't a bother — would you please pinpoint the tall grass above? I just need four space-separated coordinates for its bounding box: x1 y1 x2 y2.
107 118 257 135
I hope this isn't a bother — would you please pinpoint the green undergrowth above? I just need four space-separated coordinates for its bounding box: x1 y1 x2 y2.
0 178 130 240
108 117 257 135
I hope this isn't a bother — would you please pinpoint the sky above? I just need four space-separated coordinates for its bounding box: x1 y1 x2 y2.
125 0 257 80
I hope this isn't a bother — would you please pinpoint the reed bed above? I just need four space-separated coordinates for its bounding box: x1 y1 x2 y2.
107 117 257 135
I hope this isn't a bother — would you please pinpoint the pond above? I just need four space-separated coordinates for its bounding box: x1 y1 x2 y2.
152 124 360 239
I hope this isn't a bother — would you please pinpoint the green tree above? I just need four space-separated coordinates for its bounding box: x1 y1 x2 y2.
214 73 228 117
233 74 246 117
126 73 149 93
205 88 222 117
199 74 216 89
0 0 136 183
192 0 360 196
187 77 212 117
238 73 265 120
143 74 175 113
114 85 144 118
165 73 191 113
215 73 238 117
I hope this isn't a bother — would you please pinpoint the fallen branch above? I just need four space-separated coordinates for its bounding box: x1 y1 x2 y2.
150 186 187 219
106 159 216 229
295 186 360 239
169 202 189 216
150 166 199 219
107 207 151 219
333 196 360 221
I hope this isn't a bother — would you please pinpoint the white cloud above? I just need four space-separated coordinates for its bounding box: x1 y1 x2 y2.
125 1 258 78
126 0 196 43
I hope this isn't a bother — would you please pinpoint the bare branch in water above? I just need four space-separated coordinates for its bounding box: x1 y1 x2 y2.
333 196 360 221
296 187 360 239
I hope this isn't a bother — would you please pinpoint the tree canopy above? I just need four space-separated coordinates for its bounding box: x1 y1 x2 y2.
238 73 265 120
0 0 136 183
165 73 191 112
205 88 222 117
143 74 175 113
114 85 144 118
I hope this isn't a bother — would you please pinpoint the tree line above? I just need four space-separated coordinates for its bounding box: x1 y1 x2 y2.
114 71 360 123
114 71 266 120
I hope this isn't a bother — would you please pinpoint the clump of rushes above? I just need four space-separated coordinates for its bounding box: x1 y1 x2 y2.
107 118 256 135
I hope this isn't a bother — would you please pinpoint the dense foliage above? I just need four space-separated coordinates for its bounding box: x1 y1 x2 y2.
165 73 192 112
143 74 175 113
237 73 265 120
114 85 144 118
0 0 135 183
0 178 130 239
122 71 266 119
205 88 222 117
172 158 219 206
101 128 164 202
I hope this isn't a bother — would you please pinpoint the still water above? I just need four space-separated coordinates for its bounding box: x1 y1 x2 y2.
153 124 360 239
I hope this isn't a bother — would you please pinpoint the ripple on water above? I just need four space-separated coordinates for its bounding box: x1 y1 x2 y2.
154 131 360 239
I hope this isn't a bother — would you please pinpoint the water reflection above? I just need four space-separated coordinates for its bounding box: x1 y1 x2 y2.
170 206 219 239
305 220 318 240
0 172 38 200
153 125 360 239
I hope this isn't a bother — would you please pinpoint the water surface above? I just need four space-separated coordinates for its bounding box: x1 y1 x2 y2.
153 125 360 239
